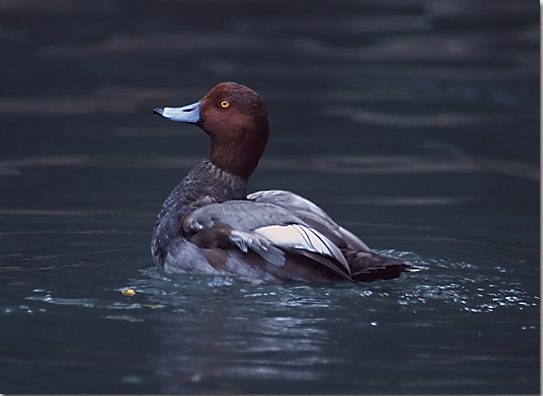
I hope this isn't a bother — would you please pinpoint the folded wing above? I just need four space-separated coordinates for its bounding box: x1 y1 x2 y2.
183 199 352 280
183 190 418 283
248 190 420 281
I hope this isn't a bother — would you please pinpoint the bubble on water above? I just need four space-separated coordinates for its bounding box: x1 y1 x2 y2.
207 276 234 287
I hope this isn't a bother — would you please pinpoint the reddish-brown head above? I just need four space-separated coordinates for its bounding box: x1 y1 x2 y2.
154 82 270 180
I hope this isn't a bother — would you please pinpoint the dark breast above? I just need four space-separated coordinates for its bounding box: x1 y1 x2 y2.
151 160 248 268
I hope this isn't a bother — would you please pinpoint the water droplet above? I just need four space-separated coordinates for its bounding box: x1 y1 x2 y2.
521 325 537 330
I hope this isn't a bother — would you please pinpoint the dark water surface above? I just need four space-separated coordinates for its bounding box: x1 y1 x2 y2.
0 0 539 393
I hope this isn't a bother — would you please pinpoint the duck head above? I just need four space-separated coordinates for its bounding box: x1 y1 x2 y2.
154 82 270 180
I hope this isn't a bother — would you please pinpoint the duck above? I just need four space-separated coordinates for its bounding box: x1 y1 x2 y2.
151 82 418 284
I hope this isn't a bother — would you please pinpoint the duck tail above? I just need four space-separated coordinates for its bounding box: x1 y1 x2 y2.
343 249 420 282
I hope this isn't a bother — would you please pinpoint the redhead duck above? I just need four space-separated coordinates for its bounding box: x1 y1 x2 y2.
152 82 418 284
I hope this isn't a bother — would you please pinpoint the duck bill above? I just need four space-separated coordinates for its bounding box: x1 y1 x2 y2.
153 101 202 123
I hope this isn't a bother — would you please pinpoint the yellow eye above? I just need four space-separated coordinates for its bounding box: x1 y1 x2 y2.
220 100 230 108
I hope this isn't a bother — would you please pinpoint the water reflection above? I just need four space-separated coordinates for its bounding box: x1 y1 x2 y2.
133 249 539 392
147 291 336 392
2 240 538 393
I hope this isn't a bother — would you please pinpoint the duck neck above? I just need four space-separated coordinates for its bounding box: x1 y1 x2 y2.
182 159 248 204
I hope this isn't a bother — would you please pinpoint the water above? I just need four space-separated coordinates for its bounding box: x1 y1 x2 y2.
0 0 539 393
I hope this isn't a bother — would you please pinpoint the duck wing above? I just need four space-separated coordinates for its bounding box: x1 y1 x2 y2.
248 190 370 251
248 190 420 282
183 199 352 280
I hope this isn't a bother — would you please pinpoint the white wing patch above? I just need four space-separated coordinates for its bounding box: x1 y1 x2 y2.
253 224 350 272
230 230 286 267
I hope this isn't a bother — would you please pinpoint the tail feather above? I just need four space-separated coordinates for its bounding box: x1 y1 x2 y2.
343 249 420 282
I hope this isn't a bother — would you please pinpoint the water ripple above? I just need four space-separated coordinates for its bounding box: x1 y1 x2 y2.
0 149 538 180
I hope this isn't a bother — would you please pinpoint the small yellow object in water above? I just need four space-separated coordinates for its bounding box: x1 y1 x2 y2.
121 289 136 296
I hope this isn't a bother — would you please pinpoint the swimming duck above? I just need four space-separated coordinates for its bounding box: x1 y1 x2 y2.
152 82 418 284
